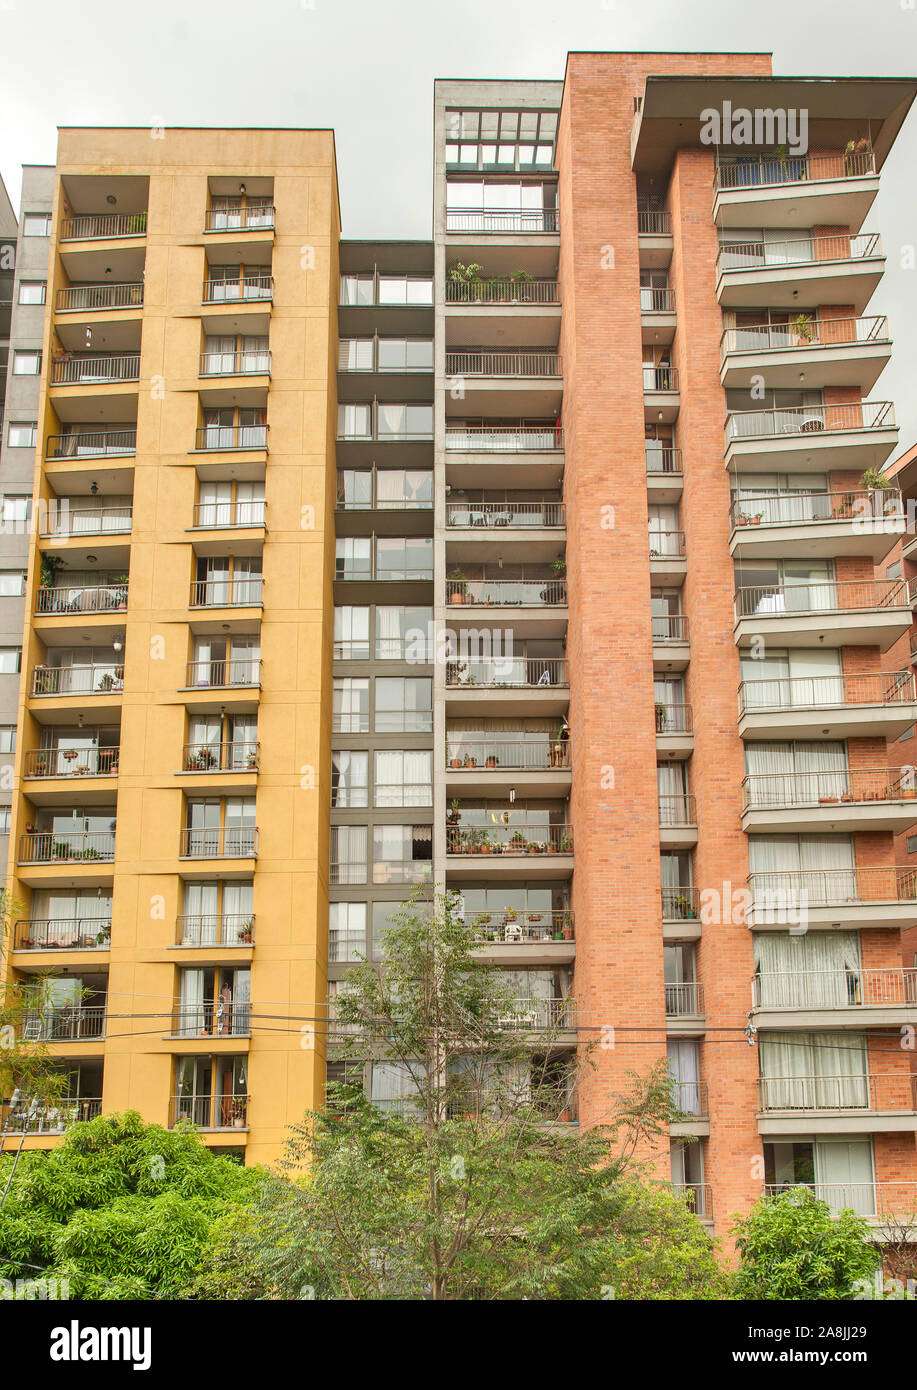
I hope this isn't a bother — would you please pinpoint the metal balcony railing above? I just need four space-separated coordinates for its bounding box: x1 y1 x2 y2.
752 967 917 1011
39 504 133 538
470 909 574 943
446 821 573 855
189 577 263 608
446 577 567 606
184 658 262 689
445 278 559 304
714 149 876 190
748 866 917 909
204 205 275 232
640 287 675 313
445 350 561 377
739 670 915 715
643 365 678 391
659 794 696 827
18 830 115 864
56 282 144 312
757 1072 916 1114
665 981 705 1017
51 354 140 385
730 487 903 528
24 747 119 778
60 211 147 240
743 768 917 810
735 577 906 621
722 315 889 356
199 349 271 377
13 917 111 951
649 531 685 559
175 913 255 947
179 826 259 859
638 210 672 235
652 614 689 643
36 582 128 615
717 231 882 273
170 1001 251 1038
21 1005 105 1041
672 1080 708 1115
446 738 570 770
494 997 574 1030
661 886 699 921
194 424 268 451
646 447 682 475
446 657 568 688
672 1182 712 1218
182 741 259 773
30 663 123 697
446 208 558 233
202 274 273 303
762 1181 917 1220
192 500 266 529
726 400 896 442
46 429 137 458
0 1098 102 1133
654 703 692 734
445 424 563 452
446 500 564 528
169 1094 249 1130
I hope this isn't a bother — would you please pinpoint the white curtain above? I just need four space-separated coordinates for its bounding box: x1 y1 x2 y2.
754 931 861 1008
667 1039 701 1113
759 1031 868 1109
179 969 205 1035
183 882 219 945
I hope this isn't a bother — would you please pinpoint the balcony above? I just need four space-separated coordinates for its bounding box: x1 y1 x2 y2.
643 365 679 422
170 1001 251 1040
175 914 254 948
638 210 672 235
446 576 567 610
662 887 701 940
734 578 909 651
659 793 697 848
720 316 891 392
189 577 263 609
742 768 917 835
56 283 144 313
50 353 140 386
729 487 904 561
671 1182 713 1220
445 657 568 716
39 504 133 539
193 424 268 453
60 212 147 241
445 209 558 234
179 826 259 860
445 424 563 454
181 741 259 774
24 747 119 780
46 429 137 460
21 1004 106 1043
665 981 705 1018
652 614 690 671
191 501 265 532
646 446 682 502
746 865 917 932
446 500 564 530
169 1094 249 1131
445 350 560 378
471 909 574 965
446 737 570 797
756 1071 916 1136
724 401 897 473
445 278 559 304
762 1181 917 1224
1 1098 102 1134
738 669 917 741
199 349 271 378
183 658 262 692
204 206 275 233
36 581 128 617
202 274 273 304
494 997 575 1038
655 703 693 758
640 288 676 344
13 918 111 952
30 663 124 698
752 967 917 1030
446 819 574 879
712 149 879 230
18 830 115 865
649 531 686 583
671 1081 709 1135
716 232 885 313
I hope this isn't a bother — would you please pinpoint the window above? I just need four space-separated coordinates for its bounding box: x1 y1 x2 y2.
377 403 433 440
339 276 374 306
333 677 369 733
329 902 367 962
907 836 917 855
0 649 21 674
12 350 41 375
7 422 37 448
377 339 434 371
335 537 372 580
0 808 10 834
338 339 374 371
331 825 367 885
374 751 432 807
376 470 433 510
18 280 46 305
372 824 432 884
898 726 916 743
331 750 369 807
0 727 15 753
375 606 433 661
377 277 433 305
375 677 433 732
886 560 903 581
1 497 30 525
334 606 370 659
338 403 372 440
375 536 433 580
23 213 51 237
0 572 26 596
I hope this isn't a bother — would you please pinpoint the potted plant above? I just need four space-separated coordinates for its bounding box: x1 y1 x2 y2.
562 912 574 941
447 798 461 825
39 554 65 590
673 893 696 919
449 749 462 769
860 466 892 495
504 908 518 924
33 754 47 775
485 754 498 769
246 751 258 769
448 568 468 604
560 835 573 854
551 556 566 576
509 831 525 851
238 920 254 944
463 753 477 768
95 923 111 947
792 313 816 344
112 575 129 609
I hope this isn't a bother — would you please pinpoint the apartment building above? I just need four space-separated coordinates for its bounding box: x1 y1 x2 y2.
2 53 917 1244
1 130 340 1165
0 170 54 869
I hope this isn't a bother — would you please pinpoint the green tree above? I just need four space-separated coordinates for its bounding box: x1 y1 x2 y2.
732 1187 880 1300
198 894 726 1300
0 1111 260 1298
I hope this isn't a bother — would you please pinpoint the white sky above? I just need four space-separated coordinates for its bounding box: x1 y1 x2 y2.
0 0 914 447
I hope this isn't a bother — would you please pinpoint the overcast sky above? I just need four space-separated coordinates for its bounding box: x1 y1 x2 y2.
1 0 915 446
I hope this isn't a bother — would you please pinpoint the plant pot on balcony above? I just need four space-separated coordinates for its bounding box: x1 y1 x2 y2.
449 757 462 769
485 757 497 769
449 592 465 605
